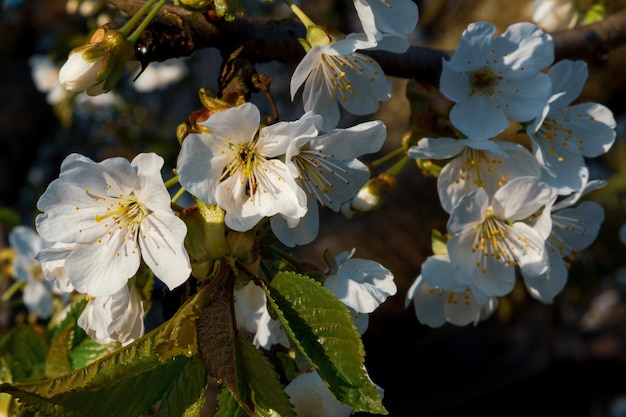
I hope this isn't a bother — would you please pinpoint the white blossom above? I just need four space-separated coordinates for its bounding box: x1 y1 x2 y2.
439 22 554 139
36 153 191 297
445 176 554 298
406 255 498 327
78 284 145 346
409 137 541 213
524 179 606 302
271 120 386 246
290 33 399 132
8 226 55 318
526 60 616 194
177 103 313 232
324 249 396 334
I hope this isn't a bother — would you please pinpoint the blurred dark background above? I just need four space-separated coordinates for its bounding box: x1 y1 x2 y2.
2 0 626 416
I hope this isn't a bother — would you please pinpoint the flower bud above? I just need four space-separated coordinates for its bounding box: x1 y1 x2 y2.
341 173 397 218
59 28 135 96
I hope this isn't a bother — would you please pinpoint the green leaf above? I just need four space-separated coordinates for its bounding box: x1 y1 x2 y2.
45 324 73 379
0 324 48 382
215 386 248 417
154 355 208 417
1 317 176 400
236 338 295 417
0 356 14 416
1 355 191 417
69 338 119 371
263 273 387 414
50 299 88 348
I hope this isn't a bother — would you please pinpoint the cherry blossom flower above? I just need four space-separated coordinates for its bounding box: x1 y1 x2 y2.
323 249 396 334
177 103 314 232
445 176 554 298
531 0 579 32
439 22 554 139
353 0 418 46
523 179 606 302
405 255 498 327
35 153 191 297
525 60 616 194
271 120 386 246
409 137 541 213
290 32 400 132
8 226 55 319
77 284 144 346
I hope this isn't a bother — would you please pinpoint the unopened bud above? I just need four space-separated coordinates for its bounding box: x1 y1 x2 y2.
342 173 397 217
59 28 135 96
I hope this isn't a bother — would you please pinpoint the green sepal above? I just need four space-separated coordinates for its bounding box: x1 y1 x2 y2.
582 4 606 25
431 229 448 256
214 0 245 21
262 272 387 414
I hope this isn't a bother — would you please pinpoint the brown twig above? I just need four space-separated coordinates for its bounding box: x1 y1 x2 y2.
108 0 626 85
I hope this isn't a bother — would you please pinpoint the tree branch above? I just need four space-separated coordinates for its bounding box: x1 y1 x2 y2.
108 0 626 85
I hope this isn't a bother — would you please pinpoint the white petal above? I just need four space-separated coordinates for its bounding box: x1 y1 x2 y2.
177 133 231 205
66 233 140 297
139 212 190 291
492 176 553 221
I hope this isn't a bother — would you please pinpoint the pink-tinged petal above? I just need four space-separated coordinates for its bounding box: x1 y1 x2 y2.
66 235 140 297
139 213 190 291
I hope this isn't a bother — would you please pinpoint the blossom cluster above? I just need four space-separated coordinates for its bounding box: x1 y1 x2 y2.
405 21 616 327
